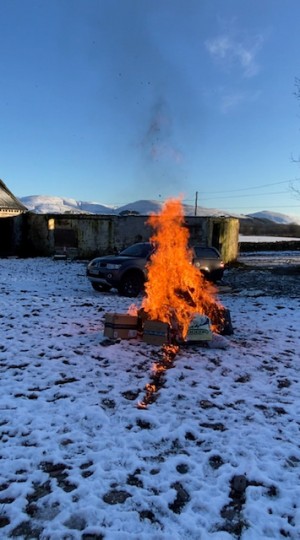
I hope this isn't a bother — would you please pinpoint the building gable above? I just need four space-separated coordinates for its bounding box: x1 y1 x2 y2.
0 179 27 216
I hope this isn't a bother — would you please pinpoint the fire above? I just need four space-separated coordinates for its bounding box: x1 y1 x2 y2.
127 304 138 316
137 343 179 409
141 197 223 339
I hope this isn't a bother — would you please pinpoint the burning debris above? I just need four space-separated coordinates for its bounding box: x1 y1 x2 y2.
141 197 226 342
103 313 138 340
137 344 179 409
103 197 232 407
103 197 232 346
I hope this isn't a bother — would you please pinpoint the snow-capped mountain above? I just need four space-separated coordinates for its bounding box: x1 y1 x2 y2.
246 210 300 225
19 195 300 224
19 195 115 215
19 195 242 218
117 200 243 218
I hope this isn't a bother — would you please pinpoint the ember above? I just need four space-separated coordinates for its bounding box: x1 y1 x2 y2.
137 344 179 409
141 197 224 341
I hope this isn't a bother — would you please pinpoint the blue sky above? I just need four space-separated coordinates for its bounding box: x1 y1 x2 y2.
1 0 300 217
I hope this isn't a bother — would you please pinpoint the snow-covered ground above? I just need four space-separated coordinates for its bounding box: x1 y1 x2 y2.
238 251 300 269
239 235 300 243
0 258 299 539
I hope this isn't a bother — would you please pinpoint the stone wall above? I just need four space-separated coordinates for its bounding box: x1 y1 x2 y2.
6 212 239 263
240 240 300 252
0 214 24 255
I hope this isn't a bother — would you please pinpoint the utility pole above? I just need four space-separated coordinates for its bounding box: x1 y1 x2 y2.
194 191 198 216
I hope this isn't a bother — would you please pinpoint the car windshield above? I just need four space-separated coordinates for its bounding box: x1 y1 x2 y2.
193 247 219 259
119 243 153 258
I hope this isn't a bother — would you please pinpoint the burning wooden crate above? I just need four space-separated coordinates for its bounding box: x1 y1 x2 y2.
185 314 212 342
142 320 170 346
103 308 232 345
104 313 138 340
142 313 215 345
103 199 234 345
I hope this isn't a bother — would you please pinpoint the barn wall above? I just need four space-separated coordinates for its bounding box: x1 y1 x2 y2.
51 215 153 258
23 214 53 256
207 217 239 263
187 216 239 263
185 217 210 246
0 214 24 255
23 214 153 258
220 218 240 262
9 213 239 262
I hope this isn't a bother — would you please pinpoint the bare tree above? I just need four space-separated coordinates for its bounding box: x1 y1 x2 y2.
290 78 300 199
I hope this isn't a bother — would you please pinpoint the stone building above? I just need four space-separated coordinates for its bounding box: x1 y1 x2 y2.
0 180 239 262
0 179 27 217
22 212 239 263
0 179 28 256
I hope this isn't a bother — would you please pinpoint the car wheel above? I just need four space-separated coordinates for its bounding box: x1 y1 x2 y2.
91 282 111 292
200 270 210 281
118 273 143 297
210 271 223 283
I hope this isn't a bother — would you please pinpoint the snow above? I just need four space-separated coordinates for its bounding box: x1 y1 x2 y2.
238 251 300 270
239 234 300 242
18 195 300 224
247 211 300 225
20 195 115 215
0 258 300 539
19 195 243 219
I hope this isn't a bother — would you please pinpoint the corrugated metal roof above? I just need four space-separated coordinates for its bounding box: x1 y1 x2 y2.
0 179 27 212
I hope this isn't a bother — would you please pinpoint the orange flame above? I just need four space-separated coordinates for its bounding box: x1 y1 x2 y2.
141 197 223 339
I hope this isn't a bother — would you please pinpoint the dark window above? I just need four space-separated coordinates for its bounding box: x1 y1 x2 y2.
54 229 78 247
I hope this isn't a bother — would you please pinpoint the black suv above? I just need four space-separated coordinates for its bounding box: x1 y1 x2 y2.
192 246 225 282
87 242 224 297
87 243 154 297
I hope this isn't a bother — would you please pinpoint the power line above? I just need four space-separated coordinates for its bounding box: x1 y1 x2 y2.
203 178 300 194
218 205 300 210
203 190 288 201
183 177 300 199
104 177 300 208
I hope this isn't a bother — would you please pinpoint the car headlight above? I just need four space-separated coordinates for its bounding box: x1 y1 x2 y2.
106 263 122 270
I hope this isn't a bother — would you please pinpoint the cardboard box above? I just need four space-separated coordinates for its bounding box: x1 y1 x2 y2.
185 314 212 342
142 320 170 346
104 313 138 340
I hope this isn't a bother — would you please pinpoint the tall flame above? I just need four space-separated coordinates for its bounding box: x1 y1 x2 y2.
142 197 223 339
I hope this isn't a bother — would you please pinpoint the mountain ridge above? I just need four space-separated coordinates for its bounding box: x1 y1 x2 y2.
19 194 300 225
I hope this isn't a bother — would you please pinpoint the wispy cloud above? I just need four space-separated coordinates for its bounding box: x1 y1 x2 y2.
205 33 264 78
220 91 244 113
220 89 261 114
